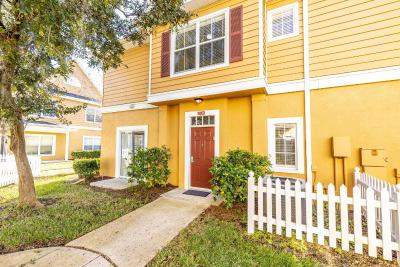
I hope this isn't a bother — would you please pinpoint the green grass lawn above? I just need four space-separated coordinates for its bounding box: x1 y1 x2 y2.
150 204 396 267
149 204 316 267
0 175 172 254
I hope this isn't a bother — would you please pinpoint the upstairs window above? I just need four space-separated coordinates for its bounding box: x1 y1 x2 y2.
172 9 228 76
268 3 299 42
85 107 102 123
267 117 304 174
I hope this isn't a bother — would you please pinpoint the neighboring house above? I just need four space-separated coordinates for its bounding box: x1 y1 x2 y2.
100 0 400 190
22 64 102 161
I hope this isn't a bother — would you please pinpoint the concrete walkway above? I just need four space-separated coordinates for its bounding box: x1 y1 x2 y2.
0 247 111 267
0 189 217 267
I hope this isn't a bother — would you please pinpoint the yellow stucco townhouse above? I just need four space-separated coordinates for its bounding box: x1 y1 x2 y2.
1 63 103 161
100 0 400 191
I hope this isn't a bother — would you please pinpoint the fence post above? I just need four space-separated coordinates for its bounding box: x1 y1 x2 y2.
340 184 349 251
354 167 361 184
258 176 264 231
353 186 362 254
247 171 255 234
381 189 392 261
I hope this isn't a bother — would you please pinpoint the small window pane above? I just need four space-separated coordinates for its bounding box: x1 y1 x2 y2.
191 117 196 125
212 15 225 39
185 47 196 70
212 39 225 64
196 116 202 125
26 136 40 155
200 19 212 42
203 116 209 125
209 116 215 125
200 43 212 67
40 136 53 155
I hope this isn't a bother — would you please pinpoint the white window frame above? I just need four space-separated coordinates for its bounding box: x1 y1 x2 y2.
267 2 299 42
171 8 230 77
25 134 56 156
85 107 102 123
82 136 101 151
115 125 148 179
267 117 304 174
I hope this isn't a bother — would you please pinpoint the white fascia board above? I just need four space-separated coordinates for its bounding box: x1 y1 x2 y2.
26 125 68 134
102 102 158 114
267 66 400 95
147 77 267 103
60 95 101 106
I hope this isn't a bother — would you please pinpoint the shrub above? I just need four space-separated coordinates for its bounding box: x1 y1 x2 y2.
71 150 100 159
73 158 100 180
210 149 271 208
128 146 171 188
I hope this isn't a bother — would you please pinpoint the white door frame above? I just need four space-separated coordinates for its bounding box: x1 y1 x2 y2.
184 109 220 190
115 125 148 178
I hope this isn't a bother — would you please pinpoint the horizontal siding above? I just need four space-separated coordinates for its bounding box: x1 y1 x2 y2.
41 99 101 128
309 0 400 77
103 45 149 107
266 0 304 84
151 0 260 94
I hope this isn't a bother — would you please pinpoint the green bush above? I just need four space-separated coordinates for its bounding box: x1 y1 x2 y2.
71 150 100 159
210 149 271 208
128 146 171 188
73 158 100 180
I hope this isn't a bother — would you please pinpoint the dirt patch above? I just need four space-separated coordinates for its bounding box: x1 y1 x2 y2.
200 203 396 267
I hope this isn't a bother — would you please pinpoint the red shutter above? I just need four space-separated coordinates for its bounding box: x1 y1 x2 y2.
230 5 243 63
161 31 171 77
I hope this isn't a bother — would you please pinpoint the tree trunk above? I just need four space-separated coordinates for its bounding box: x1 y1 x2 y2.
9 118 43 208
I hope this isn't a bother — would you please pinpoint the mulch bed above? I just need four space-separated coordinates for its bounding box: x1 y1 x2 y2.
199 203 397 267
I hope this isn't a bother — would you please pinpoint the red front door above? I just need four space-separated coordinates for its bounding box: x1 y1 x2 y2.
191 127 215 189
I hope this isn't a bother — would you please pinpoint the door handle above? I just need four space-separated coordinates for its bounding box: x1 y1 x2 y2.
191 156 194 163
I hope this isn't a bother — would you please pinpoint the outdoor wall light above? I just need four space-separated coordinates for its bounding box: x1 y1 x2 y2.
194 98 204 104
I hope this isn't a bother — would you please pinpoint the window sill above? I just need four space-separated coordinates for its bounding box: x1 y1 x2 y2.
268 32 299 43
170 62 229 78
272 166 304 174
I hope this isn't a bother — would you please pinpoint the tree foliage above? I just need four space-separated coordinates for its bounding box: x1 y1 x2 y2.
0 0 189 206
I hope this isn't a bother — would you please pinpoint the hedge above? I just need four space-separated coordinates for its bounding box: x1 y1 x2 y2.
72 158 100 180
71 150 100 159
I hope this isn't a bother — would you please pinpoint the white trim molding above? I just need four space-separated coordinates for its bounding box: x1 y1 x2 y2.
267 66 400 95
184 110 220 190
60 95 101 106
267 117 304 174
115 125 148 179
148 77 267 103
102 102 158 114
26 125 68 134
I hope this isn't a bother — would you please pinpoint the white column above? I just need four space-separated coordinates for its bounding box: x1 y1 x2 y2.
65 129 70 161
303 0 312 180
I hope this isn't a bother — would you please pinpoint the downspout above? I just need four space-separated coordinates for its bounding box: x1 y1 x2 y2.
148 34 153 97
303 0 312 181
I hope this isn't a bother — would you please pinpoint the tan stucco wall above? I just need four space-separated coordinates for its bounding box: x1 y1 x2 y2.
311 80 400 187
100 108 160 178
100 80 400 188
68 129 102 159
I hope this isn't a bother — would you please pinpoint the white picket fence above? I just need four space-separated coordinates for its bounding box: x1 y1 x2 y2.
0 155 41 187
355 167 400 244
247 171 400 261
